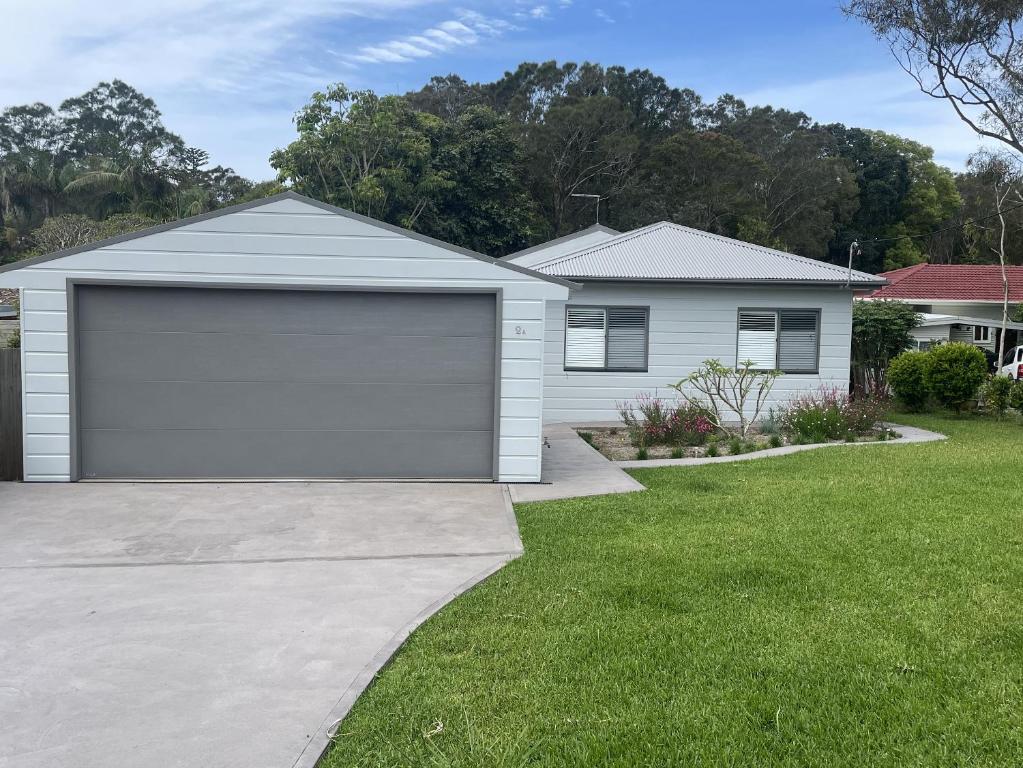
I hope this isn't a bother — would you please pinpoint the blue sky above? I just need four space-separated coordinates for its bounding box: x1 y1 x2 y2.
1 0 991 180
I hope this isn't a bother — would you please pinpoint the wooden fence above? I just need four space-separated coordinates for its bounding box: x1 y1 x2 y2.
0 348 23 481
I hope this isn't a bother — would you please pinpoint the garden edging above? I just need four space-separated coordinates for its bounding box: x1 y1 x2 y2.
615 423 946 468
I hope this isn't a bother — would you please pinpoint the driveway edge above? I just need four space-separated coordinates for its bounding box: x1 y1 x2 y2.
291 551 520 768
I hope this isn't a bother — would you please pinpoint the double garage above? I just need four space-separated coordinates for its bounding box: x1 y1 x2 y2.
0 192 571 482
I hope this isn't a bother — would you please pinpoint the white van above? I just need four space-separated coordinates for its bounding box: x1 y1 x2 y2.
998 346 1023 380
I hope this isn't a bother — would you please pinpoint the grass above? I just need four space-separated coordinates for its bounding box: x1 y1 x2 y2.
321 415 1023 767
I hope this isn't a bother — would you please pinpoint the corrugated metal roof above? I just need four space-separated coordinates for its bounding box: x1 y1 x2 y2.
506 224 619 268
918 312 1023 331
528 221 885 285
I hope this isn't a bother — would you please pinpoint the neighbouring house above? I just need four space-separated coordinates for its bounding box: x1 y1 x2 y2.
863 263 1023 353
0 192 573 482
507 222 886 423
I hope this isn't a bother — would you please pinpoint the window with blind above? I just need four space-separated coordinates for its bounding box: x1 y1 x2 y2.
736 309 820 373
565 305 649 371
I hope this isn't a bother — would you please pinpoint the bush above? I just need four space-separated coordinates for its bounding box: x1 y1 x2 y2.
670 359 781 439
778 386 888 443
727 437 742 455
1009 381 1023 416
980 375 1014 419
888 350 931 411
923 342 988 412
617 393 715 447
670 446 684 459
768 433 783 448
706 442 719 457
636 446 649 461
577 431 594 445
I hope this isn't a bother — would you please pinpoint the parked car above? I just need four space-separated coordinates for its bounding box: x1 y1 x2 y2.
998 345 1023 380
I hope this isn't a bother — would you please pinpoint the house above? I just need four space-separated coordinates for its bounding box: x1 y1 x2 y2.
863 263 1023 352
0 192 573 482
508 221 886 423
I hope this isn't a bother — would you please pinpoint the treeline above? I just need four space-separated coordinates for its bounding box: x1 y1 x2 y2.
4 64 1023 271
0 80 277 264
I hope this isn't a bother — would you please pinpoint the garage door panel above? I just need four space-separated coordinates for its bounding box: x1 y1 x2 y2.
76 285 496 338
79 381 495 431
74 286 497 479
78 331 495 385
79 428 494 480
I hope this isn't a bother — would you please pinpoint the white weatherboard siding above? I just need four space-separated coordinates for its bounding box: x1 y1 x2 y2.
0 197 568 482
542 283 853 423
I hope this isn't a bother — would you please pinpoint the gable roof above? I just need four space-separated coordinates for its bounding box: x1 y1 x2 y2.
867 263 1023 302
0 191 576 289
506 224 620 267
524 221 886 286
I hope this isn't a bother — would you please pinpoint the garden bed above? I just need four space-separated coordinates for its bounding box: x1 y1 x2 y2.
577 425 899 462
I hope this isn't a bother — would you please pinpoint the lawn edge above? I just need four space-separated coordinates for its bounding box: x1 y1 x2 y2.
292 553 520 768
616 423 946 468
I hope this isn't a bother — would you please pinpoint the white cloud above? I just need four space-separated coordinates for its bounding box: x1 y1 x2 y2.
595 8 615 23
346 12 512 65
740 69 996 170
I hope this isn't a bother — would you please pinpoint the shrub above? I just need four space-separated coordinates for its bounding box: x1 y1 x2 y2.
1009 380 1023 416
706 443 719 457
923 342 988 412
851 301 922 395
636 446 649 460
768 433 783 448
577 431 593 445
5 326 19 349
980 375 1014 419
727 437 742 455
778 386 887 443
888 350 931 411
617 394 715 447
670 446 684 459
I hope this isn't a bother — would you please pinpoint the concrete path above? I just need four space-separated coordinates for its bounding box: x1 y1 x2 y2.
0 482 521 768
617 422 946 468
508 423 645 503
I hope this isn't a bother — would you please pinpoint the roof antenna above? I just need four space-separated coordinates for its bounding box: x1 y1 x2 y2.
846 240 861 288
570 193 603 225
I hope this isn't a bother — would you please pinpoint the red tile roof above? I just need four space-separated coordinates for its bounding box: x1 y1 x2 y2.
867 263 1023 302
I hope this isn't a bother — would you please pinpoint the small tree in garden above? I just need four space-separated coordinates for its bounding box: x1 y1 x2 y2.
670 359 781 439
851 301 921 395
980 375 1014 419
887 350 931 412
924 342 988 413
1009 381 1023 416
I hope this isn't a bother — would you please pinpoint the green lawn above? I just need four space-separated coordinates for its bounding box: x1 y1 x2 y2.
321 415 1023 767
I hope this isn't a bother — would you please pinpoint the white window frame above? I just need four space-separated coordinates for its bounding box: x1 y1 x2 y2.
973 325 991 342
736 307 822 374
564 305 650 372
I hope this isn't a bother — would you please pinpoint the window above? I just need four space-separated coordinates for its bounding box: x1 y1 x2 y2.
974 325 990 342
736 309 820 373
565 305 649 371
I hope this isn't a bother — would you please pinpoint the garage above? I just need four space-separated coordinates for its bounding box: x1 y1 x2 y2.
0 191 572 483
73 284 498 480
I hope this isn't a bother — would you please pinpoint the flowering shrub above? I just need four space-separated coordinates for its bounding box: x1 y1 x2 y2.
779 386 888 443
617 393 716 447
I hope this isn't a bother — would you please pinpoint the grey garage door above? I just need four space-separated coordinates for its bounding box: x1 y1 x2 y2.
73 285 498 480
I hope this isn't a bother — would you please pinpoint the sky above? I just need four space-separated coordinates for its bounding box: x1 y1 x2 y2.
0 0 994 180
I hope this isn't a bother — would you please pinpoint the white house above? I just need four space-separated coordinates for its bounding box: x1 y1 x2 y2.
864 263 1023 353
508 221 885 423
0 192 572 482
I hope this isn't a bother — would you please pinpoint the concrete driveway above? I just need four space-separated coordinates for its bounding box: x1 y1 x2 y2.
0 482 521 768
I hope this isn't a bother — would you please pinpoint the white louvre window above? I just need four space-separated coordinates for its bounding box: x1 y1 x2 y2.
565 306 648 371
737 311 778 369
778 310 820 372
565 307 607 369
737 309 821 372
607 307 648 370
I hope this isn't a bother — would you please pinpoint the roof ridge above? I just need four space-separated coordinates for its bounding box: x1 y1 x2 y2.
505 223 619 260
661 221 879 281
529 221 670 270
533 219 880 282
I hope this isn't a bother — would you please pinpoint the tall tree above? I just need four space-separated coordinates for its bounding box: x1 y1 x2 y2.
846 0 1023 154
